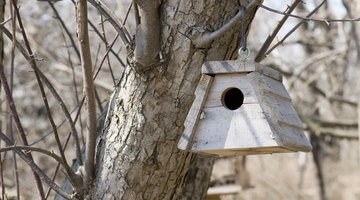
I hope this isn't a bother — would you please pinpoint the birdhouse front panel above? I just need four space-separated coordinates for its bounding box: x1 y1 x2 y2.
192 74 277 152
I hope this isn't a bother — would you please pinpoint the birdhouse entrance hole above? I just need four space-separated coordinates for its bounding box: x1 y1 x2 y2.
222 87 244 110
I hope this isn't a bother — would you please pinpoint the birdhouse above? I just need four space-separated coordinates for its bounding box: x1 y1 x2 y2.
178 59 312 156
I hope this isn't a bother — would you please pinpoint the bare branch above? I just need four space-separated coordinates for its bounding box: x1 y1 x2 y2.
358 94 360 160
48 1 81 60
88 19 126 68
342 0 360 60
193 0 262 48
132 0 161 68
45 131 72 199
10 2 83 192
76 0 97 186
8 2 20 198
0 57 45 199
260 4 360 23
262 0 327 60
99 14 116 85
94 34 119 81
0 132 72 199
11 3 83 193
255 0 302 62
133 2 140 26
86 0 131 46
0 26 83 167
303 117 358 139
123 1 133 26
0 146 65 170
0 0 6 198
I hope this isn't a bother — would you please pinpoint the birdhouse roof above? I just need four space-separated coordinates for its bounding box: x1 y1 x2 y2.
178 59 312 155
202 60 283 81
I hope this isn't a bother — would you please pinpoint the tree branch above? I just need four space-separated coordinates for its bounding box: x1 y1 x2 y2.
303 117 358 139
0 26 83 167
48 1 81 60
193 0 262 48
0 58 45 199
11 1 81 191
87 0 131 46
0 132 72 199
132 0 161 68
262 0 327 60
260 4 360 23
76 0 97 187
254 0 302 62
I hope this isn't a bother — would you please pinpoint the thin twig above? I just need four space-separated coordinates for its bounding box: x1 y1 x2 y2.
0 60 45 199
0 146 68 170
11 1 83 191
0 26 83 166
9 2 20 199
255 0 302 62
86 0 131 46
48 1 81 60
29 107 74 146
0 132 72 200
133 2 140 26
88 19 126 67
94 34 119 81
45 130 72 199
2 4 46 195
76 0 97 186
0 0 6 198
260 4 360 23
123 1 133 26
262 0 327 60
100 14 116 85
342 0 360 60
45 91 88 199
56 15 84 148
58 0 126 67
0 146 4 200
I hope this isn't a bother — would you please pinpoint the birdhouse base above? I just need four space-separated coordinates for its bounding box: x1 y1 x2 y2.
194 146 301 156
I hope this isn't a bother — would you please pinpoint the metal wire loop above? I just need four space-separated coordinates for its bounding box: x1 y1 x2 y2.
238 47 250 60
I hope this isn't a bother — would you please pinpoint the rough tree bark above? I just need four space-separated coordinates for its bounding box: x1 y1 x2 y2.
91 1 260 199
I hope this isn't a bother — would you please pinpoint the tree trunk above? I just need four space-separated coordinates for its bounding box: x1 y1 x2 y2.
92 1 259 199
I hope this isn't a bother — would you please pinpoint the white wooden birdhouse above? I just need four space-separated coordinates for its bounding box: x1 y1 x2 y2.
178 59 312 156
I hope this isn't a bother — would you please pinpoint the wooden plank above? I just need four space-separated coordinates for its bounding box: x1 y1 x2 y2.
254 62 283 82
190 104 278 154
178 75 214 150
248 72 304 128
207 185 242 196
273 123 312 152
248 72 312 152
248 72 291 100
202 60 282 81
199 146 292 156
203 74 258 108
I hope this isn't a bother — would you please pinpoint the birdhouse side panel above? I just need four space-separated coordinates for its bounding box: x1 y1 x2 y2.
203 74 258 108
190 104 278 152
273 123 312 151
178 75 214 151
248 72 304 128
248 72 312 151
